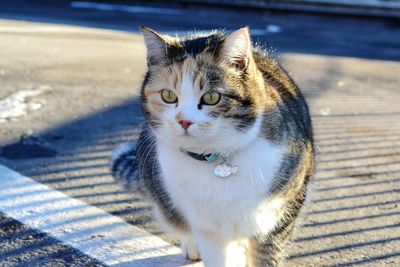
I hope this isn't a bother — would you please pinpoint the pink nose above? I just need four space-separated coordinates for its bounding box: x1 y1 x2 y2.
179 120 193 130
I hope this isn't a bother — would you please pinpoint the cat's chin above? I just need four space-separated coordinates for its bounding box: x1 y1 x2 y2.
165 136 218 153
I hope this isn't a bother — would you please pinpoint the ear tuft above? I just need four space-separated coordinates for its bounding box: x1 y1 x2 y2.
220 27 251 70
141 26 171 65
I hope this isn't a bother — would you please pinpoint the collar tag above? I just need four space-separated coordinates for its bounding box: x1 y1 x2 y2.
214 162 239 178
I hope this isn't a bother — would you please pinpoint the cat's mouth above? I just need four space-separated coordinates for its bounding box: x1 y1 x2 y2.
180 130 192 137
177 127 193 137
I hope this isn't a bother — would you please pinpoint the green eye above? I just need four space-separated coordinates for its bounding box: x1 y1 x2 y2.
160 89 178 104
201 91 221 106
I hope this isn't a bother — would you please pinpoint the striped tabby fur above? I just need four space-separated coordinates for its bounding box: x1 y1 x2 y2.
111 27 314 267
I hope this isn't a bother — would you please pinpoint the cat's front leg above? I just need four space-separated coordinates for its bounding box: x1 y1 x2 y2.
193 230 227 267
247 221 294 267
180 234 201 261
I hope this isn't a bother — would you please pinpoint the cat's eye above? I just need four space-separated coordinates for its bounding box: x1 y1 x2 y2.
160 89 178 104
201 91 221 106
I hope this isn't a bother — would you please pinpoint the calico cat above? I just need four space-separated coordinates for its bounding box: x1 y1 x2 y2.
111 26 314 267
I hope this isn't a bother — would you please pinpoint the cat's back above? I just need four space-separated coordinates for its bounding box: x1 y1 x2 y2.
252 48 297 97
252 48 313 142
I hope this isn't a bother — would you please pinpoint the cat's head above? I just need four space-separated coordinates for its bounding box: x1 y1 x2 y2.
141 27 266 154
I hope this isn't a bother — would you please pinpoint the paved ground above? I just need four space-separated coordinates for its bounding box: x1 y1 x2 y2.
0 212 104 267
0 1 399 266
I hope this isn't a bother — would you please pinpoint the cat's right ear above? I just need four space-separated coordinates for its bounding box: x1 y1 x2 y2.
140 26 171 65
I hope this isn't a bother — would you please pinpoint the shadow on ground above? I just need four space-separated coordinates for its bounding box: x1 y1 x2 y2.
1 68 399 266
0 212 104 266
1 97 166 235
2 98 399 265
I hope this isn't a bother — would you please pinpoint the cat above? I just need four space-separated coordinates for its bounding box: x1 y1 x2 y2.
111 26 314 267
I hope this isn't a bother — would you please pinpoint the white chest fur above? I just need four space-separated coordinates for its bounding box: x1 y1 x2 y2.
157 138 285 241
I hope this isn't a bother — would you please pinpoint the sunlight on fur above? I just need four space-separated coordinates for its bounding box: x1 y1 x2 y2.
111 26 314 267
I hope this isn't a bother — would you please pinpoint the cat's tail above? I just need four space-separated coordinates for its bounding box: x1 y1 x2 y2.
110 141 138 190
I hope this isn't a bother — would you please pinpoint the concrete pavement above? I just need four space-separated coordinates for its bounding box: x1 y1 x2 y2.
0 2 399 266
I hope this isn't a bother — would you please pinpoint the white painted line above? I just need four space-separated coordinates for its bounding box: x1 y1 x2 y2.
71 1 182 15
0 165 199 266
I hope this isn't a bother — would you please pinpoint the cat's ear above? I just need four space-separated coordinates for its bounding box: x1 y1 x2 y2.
220 27 251 70
141 26 172 65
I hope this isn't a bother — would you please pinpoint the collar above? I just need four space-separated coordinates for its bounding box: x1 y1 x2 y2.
180 147 239 178
180 147 220 163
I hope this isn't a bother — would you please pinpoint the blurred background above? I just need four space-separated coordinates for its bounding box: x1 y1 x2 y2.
0 0 399 266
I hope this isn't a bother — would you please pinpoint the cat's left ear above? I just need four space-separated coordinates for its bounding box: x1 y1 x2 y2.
219 27 251 70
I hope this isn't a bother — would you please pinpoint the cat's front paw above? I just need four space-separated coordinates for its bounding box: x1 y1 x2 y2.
181 240 201 261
